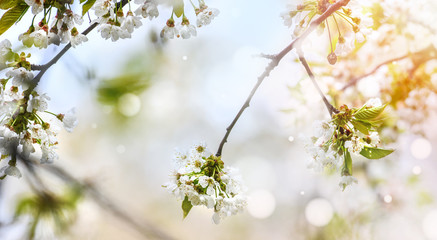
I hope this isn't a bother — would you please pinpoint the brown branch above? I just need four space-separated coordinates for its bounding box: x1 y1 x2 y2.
40 164 176 240
341 45 437 91
215 0 350 157
340 54 409 91
15 149 174 240
297 49 339 116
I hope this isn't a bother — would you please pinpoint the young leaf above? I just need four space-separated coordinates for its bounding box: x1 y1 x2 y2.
354 105 386 120
0 3 28 36
182 196 193 219
359 146 394 159
82 0 96 16
0 0 19 10
351 120 369 135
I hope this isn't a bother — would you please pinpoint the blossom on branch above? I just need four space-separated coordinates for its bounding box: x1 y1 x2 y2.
196 5 220 27
164 144 247 224
304 98 393 190
134 0 159 19
281 0 374 64
0 49 78 177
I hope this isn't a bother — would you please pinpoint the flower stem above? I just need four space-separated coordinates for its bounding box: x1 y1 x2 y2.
297 49 339 116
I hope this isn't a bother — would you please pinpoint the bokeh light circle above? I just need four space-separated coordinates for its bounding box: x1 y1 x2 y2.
118 93 141 117
410 138 432 160
247 190 276 219
305 198 334 227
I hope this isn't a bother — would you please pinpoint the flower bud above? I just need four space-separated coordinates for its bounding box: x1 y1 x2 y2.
327 52 337 65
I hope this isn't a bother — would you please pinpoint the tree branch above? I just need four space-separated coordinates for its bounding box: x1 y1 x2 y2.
341 45 437 91
215 0 350 157
297 49 339 116
340 54 408 91
40 163 176 240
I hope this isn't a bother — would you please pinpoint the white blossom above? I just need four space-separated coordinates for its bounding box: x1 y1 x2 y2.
196 6 220 27
397 88 437 136
0 128 19 156
161 25 178 39
339 175 358 190
27 93 50 112
335 35 355 56
0 39 12 68
19 32 34 48
93 0 113 17
134 0 159 20
20 135 36 158
41 145 58 164
280 4 300 29
0 82 76 167
47 32 61 46
98 24 130 41
6 67 34 87
344 136 364 154
24 0 44 15
30 29 49 49
178 24 197 39
122 12 143 34
0 165 22 178
369 132 380 146
59 28 71 44
70 33 88 48
61 108 78 133
63 10 84 29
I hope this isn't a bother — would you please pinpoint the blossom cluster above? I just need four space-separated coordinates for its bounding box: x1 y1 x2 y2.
281 0 373 64
14 0 219 47
0 40 77 180
19 5 87 48
397 88 437 137
163 144 247 224
304 98 393 190
161 3 219 39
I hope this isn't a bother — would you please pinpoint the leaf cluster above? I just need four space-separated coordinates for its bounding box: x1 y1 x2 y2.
14 186 82 239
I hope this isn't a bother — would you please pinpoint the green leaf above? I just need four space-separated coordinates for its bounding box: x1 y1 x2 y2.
359 146 394 159
82 0 96 16
351 120 369 135
0 3 28 36
97 73 150 105
354 105 386 120
14 196 37 218
342 149 352 176
0 0 19 10
80 0 86 3
182 196 193 219
173 0 184 18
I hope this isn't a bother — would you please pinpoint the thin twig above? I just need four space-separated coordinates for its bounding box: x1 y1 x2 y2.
340 54 409 91
41 164 176 240
297 49 339 116
341 44 437 91
215 0 351 157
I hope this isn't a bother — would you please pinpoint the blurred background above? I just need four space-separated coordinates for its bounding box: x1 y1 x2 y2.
1 0 437 239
